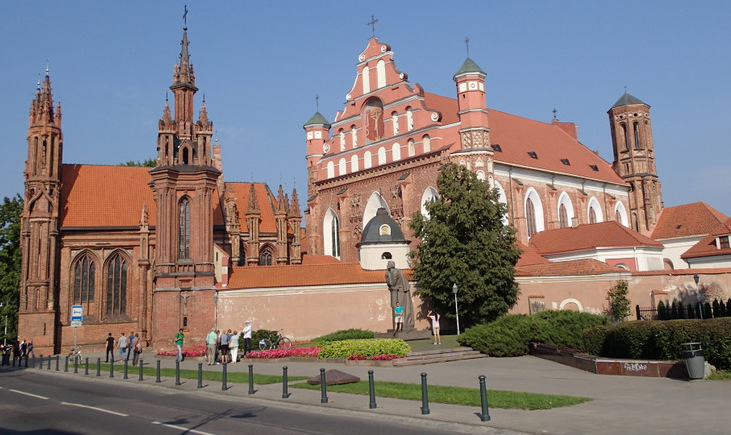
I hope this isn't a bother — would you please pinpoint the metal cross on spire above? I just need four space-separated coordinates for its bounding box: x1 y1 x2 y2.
465 37 470 57
552 108 558 120
183 5 188 27
316 94 320 112
368 14 378 37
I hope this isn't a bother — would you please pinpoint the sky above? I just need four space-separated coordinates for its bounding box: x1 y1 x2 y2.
2 1 730 216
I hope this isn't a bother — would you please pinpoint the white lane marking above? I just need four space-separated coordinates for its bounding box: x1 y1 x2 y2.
9 389 49 400
152 421 217 435
61 402 129 417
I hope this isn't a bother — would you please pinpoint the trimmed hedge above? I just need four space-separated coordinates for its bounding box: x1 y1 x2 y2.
457 311 608 357
583 317 731 371
318 338 410 359
313 328 375 343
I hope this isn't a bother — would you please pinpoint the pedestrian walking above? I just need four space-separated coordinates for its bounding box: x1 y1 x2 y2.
206 328 217 365
131 333 141 365
219 329 230 364
118 333 128 361
175 329 184 362
229 330 239 363
105 332 115 362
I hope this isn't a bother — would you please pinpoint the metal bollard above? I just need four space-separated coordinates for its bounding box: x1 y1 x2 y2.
248 364 255 394
197 363 203 388
55 355 60 371
48 355 52 370
282 366 290 399
96 358 101 377
478 375 491 422
65 355 69 372
84 358 89 375
31 356 36 368
320 368 328 403
222 363 228 391
368 370 377 409
74 356 78 374
25 355 29 368
110 360 114 378
138 359 144 381
123 359 128 379
175 360 181 386
156 359 161 383
420 372 430 415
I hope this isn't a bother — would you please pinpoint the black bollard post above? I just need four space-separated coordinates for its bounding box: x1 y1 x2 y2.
31 356 36 368
64 355 69 372
138 359 144 381
282 366 290 399
197 362 203 388
84 358 89 375
222 363 228 391
25 355 29 368
156 359 161 383
320 368 328 403
123 359 128 379
73 356 79 374
479 375 491 422
420 372 430 415
96 358 101 377
248 364 255 394
110 360 114 378
55 355 60 371
175 360 181 386
48 355 52 370
368 370 377 409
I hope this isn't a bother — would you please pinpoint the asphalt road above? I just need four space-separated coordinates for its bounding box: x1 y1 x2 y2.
0 369 483 434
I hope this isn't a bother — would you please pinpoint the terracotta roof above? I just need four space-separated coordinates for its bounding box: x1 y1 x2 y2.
225 262 390 289
227 182 279 234
60 164 157 227
651 202 728 239
516 241 550 266
529 221 663 255
421 94 624 185
516 259 626 277
681 218 731 260
300 254 342 265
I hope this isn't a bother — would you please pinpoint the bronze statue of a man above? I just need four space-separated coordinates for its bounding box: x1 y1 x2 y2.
386 260 413 330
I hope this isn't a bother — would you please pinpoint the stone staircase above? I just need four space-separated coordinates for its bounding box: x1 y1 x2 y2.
393 347 486 366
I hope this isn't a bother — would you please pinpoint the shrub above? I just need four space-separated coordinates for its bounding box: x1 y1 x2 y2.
245 346 322 359
313 328 375 343
252 329 277 344
606 280 631 322
582 317 731 370
318 338 410 359
457 310 608 357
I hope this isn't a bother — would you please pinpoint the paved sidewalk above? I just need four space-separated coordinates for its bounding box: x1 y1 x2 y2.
9 353 731 434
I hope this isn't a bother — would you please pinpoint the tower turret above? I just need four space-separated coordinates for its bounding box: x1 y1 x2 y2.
303 111 330 197
453 58 491 150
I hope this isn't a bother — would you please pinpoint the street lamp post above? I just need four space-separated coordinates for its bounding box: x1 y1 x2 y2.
694 274 702 319
0 302 7 347
213 292 219 330
452 283 460 336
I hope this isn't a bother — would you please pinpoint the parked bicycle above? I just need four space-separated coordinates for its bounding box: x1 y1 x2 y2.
258 329 292 350
69 346 82 364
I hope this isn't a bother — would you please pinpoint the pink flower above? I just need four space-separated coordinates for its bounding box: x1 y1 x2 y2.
246 347 322 359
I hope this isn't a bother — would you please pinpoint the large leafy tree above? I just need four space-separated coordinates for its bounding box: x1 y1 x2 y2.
0 195 22 344
409 164 521 327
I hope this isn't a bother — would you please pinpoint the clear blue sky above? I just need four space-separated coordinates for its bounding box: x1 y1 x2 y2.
2 1 730 215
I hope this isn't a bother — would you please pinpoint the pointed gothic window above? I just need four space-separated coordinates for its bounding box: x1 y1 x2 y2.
106 254 127 315
323 209 340 258
259 250 273 266
589 207 597 224
526 198 537 238
74 255 95 303
633 122 640 149
179 198 191 259
621 124 629 150
559 204 569 228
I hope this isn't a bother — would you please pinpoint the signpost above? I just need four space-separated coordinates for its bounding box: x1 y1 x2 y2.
71 305 83 355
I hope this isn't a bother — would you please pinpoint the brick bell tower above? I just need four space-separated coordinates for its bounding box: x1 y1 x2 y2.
149 21 220 347
608 92 663 234
19 70 63 354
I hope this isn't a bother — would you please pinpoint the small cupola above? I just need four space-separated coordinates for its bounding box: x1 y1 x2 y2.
358 208 410 270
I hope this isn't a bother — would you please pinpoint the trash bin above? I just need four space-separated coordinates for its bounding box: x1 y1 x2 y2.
681 342 704 380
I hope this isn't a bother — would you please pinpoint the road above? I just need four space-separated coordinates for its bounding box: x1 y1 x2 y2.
0 369 481 434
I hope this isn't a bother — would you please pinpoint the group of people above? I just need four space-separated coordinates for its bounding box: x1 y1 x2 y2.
204 320 252 365
105 331 143 364
2 339 34 363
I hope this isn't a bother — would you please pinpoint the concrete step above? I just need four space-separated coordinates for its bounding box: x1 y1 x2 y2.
393 347 486 366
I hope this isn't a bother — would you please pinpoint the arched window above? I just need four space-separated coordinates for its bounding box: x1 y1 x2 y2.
422 135 430 152
406 107 414 131
589 207 597 224
323 209 340 258
495 182 509 226
363 151 372 169
74 254 95 303
338 158 347 176
351 154 359 172
407 139 415 157
365 101 384 143
526 199 537 238
420 187 439 218
559 204 568 228
362 67 370 94
615 202 628 227
326 161 335 178
376 60 386 88
587 197 603 224
377 147 386 165
363 192 389 228
392 112 399 136
339 129 345 151
524 188 545 238
621 123 629 150
179 198 190 259
557 192 574 228
392 143 401 161
259 250 273 266
106 253 127 315
633 122 640 148
351 125 358 148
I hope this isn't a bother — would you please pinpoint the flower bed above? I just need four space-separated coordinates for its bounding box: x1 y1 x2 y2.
156 344 206 358
245 346 322 359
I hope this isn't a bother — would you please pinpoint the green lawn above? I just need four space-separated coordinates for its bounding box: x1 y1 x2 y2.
291 380 590 410
406 334 463 352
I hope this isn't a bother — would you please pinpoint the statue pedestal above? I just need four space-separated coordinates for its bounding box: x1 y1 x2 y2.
376 329 432 341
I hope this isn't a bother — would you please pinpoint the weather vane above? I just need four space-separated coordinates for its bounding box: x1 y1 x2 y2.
465 37 470 57
183 5 188 27
315 94 319 112
552 108 558 120
368 14 378 37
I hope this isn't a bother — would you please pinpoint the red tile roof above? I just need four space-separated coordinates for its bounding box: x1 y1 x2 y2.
529 221 662 255
516 241 550 266
423 94 625 185
225 262 389 289
651 202 728 239
681 218 731 259
227 182 280 234
516 259 626 276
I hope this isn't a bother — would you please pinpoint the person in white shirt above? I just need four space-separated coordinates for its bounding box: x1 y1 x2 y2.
243 320 252 356
229 331 240 363
428 311 441 345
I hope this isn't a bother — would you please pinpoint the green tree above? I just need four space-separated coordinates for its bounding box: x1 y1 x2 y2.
0 195 22 345
118 158 156 167
606 280 631 322
409 163 521 327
